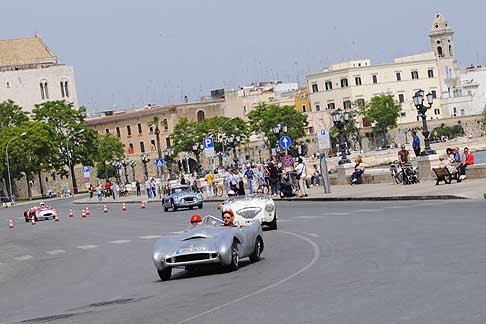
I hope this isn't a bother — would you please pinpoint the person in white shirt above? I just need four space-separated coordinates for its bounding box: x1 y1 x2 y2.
294 158 308 197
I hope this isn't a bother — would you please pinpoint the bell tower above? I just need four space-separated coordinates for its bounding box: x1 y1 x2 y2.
429 11 455 59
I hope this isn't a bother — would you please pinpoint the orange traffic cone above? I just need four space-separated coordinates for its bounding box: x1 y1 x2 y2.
141 201 145 209
85 207 90 216
9 219 14 229
103 204 108 213
81 208 86 218
68 209 73 217
122 203 126 211
31 217 36 225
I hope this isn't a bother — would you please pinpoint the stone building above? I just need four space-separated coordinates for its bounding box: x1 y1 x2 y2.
0 35 78 112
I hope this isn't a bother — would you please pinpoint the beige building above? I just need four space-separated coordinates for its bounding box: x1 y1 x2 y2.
306 11 459 126
0 35 78 112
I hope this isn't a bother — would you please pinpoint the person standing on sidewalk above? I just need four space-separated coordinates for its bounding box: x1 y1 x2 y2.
294 158 308 197
96 184 103 202
150 178 157 198
205 171 214 197
135 180 141 196
244 166 255 194
145 178 152 198
412 131 421 157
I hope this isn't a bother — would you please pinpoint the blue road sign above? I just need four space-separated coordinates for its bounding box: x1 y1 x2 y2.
82 166 90 173
155 158 164 168
203 137 214 149
279 135 292 149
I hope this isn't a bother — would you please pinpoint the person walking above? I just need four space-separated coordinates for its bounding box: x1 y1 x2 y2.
135 180 141 196
145 178 152 198
150 178 157 198
412 131 421 157
205 171 214 197
96 184 103 202
111 182 117 200
267 162 278 196
244 166 255 194
88 184 94 200
294 158 308 197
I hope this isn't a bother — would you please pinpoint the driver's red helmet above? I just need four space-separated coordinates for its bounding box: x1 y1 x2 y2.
190 214 202 224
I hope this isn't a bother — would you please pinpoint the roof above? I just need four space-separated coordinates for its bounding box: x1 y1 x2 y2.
0 35 57 67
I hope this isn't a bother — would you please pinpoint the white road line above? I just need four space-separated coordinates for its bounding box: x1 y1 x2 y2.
277 219 294 222
46 250 65 255
170 231 185 235
324 212 351 215
294 216 319 219
383 206 408 209
307 233 319 238
15 255 33 261
354 209 384 213
109 240 131 244
77 245 98 250
139 235 162 239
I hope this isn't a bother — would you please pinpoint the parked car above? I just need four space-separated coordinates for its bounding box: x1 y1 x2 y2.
162 185 203 212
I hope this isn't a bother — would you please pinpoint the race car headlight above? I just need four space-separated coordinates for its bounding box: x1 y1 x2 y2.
265 203 275 213
173 196 180 202
236 207 262 219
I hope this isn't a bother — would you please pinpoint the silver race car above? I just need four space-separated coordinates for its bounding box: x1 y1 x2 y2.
152 216 264 281
162 184 203 212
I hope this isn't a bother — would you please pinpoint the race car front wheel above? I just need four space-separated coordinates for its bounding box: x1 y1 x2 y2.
157 268 172 281
249 237 263 263
229 241 239 271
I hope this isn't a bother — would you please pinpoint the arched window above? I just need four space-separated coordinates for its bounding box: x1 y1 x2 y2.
437 46 443 57
449 45 453 56
196 110 205 122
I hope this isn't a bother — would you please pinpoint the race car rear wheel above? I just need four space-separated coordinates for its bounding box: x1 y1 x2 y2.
268 214 277 230
157 267 172 281
229 240 239 271
249 237 263 263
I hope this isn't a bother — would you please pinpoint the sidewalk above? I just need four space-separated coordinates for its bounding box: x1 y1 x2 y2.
73 178 486 204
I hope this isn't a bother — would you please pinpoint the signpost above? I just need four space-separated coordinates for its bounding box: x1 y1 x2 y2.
82 166 90 188
281 154 294 167
203 137 215 172
155 158 164 168
316 130 331 194
279 135 292 150
317 130 331 150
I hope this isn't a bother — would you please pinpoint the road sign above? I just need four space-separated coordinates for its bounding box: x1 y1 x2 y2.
281 154 294 167
155 158 164 168
205 147 215 158
279 135 292 149
82 166 90 173
203 137 214 149
317 130 331 150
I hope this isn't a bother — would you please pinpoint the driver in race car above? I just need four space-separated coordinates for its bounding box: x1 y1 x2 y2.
39 201 46 208
222 209 237 227
190 214 202 227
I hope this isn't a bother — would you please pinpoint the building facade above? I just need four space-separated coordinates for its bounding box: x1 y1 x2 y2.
0 35 78 112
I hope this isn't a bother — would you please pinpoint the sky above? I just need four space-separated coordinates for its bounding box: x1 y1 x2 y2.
2 0 485 113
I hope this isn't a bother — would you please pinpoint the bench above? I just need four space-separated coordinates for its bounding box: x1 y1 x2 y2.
432 167 460 185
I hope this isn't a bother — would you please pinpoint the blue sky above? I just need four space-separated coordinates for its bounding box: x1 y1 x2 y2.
2 0 484 112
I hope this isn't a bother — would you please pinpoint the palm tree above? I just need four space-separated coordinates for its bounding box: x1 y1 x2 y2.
148 116 163 176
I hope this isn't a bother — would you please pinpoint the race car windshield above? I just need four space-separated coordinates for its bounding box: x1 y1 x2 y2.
201 215 224 226
172 187 191 194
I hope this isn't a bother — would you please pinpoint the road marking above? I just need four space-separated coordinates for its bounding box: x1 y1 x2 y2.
276 219 293 222
324 212 351 215
354 209 384 213
307 233 319 238
170 231 185 235
384 206 408 209
173 230 321 324
109 240 131 244
77 245 98 250
46 250 65 255
295 216 319 219
15 255 33 261
139 235 162 240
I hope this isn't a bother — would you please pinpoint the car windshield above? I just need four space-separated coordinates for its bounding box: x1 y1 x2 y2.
201 215 224 226
171 187 191 194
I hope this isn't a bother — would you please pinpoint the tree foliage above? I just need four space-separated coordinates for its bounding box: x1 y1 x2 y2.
358 95 400 146
330 111 362 150
430 123 465 141
0 100 29 128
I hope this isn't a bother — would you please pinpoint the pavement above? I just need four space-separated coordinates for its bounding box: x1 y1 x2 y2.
2 198 486 323
72 178 486 205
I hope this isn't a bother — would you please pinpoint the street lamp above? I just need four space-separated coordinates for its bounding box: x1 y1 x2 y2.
192 143 204 172
412 89 436 155
227 134 241 164
111 160 122 183
140 152 150 179
332 108 351 165
65 128 85 194
164 148 174 178
5 132 27 202
129 160 137 182
121 157 130 183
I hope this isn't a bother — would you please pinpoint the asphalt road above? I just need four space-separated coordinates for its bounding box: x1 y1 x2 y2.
1 198 486 324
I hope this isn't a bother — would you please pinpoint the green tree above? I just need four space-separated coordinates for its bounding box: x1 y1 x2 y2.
94 133 125 180
359 95 400 147
248 103 308 153
0 100 29 128
330 110 362 151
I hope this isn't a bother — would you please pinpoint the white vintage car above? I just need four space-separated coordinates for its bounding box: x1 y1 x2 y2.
222 195 277 230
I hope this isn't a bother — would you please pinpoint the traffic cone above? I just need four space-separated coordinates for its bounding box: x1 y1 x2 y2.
85 207 90 216
54 215 59 222
103 204 108 213
122 203 126 211
141 201 145 209
9 219 14 229
31 217 36 225
81 208 86 218
68 209 73 217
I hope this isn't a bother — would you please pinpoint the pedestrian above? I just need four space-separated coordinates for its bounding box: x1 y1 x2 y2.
294 157 308 197
229 170 239 193
351 158 365 185
63 186 68 198
111 182 117 200
238 169 246 195
310 164 321 186
88 184 94 200
398 144 410 165
244 166 255 194
222 168 231 192
151 178 157 198
135 180 141 196
459 147 475 180
205 171 214 197
412 131 421 157
180 175 186 185
96 184 102 202
145 178 152 198
267 162 278 196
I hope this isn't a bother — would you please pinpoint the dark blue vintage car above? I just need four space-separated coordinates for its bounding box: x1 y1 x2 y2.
162 185 204 212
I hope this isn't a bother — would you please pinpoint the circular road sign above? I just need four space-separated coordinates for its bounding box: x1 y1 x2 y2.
282 154 294 167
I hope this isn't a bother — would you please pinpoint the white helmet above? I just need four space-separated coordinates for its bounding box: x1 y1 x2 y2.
40 201 45 207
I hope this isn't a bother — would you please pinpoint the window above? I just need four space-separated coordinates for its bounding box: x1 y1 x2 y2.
44 82 49 99
197 110 205 122
343 100 352 109
137 123 143 134
340 78 349 88
150 140 156 151
307 126 315 134
149 125 154 134
140 141 145 153
411 71 419 80
116 127 120 137
60 82 65 98
165 137 171 148
302 104 307 112
6 82 10 88
126 125 132 136
460 109 465 116
431 90 437 99
355 76 362 86
128 143 134 154
437 46 443 57
453 107 457 116
325 81 332 91
315 103 321 111
40 83 45 99
162 119 168 131
398 94 405 103
40 82 49 99
312 83 319 93
428 69 434 78
434 108 440 115
64 81 69 97
356 99 365 108
327 102 335 110
400 112 407 117
372 75 378 84
396 72 402 81
105 128 110 134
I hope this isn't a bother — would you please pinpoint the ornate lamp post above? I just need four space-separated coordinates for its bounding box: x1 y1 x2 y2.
140 153 150 179
111 160 122 183
227 134 241 164
164 148 174 178
192 143 203 172
272 124 288 155
412 89 436 155
121 157 130 183
332 108 351 165
129 160 137 182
